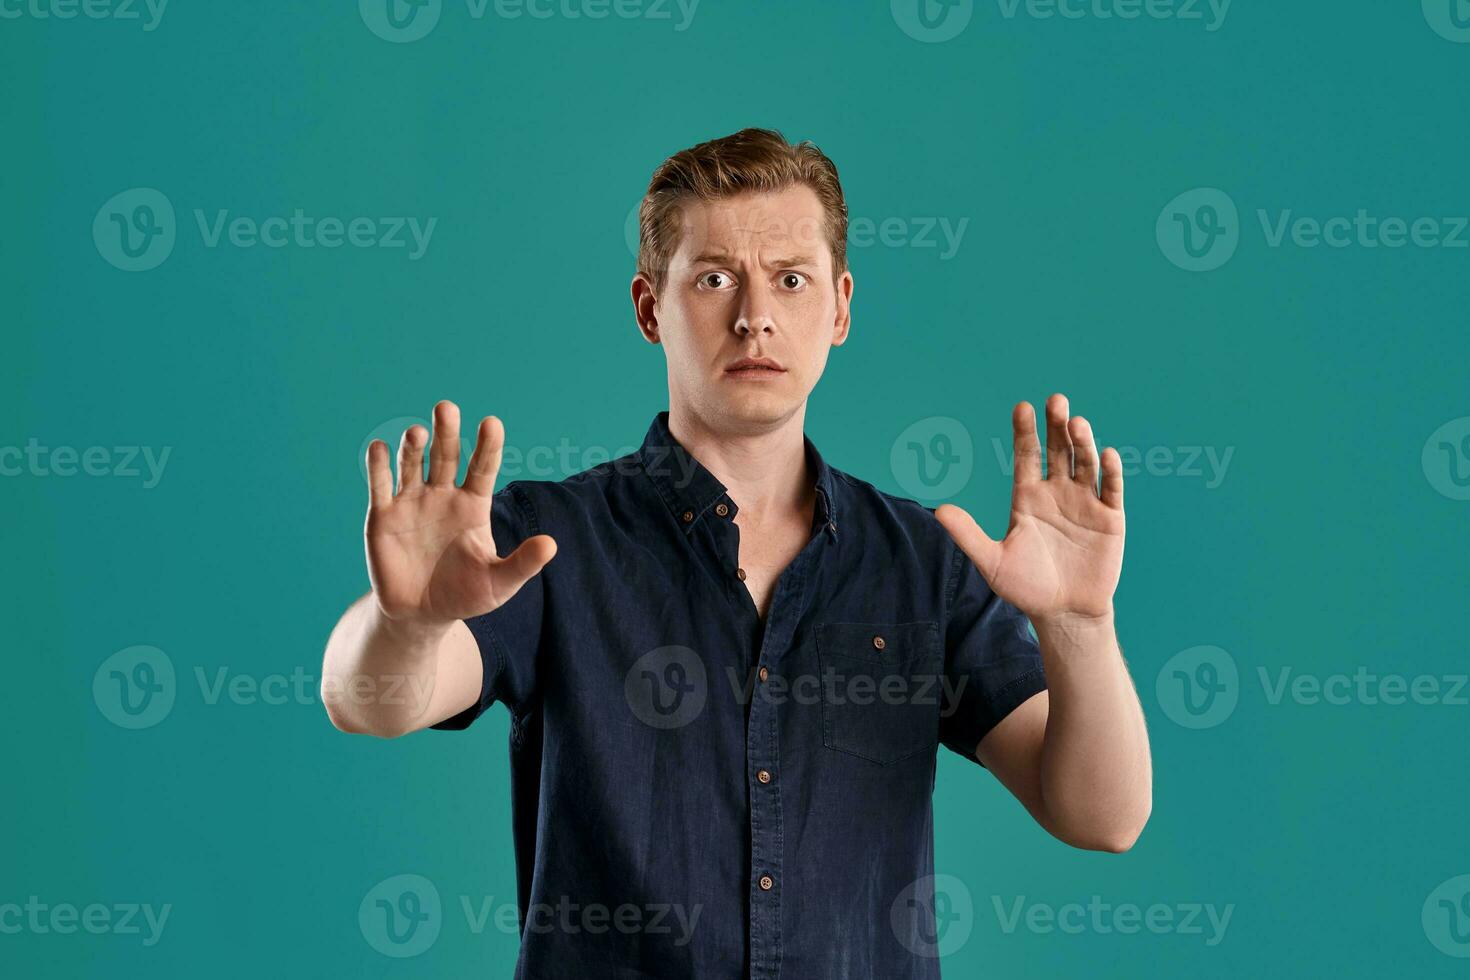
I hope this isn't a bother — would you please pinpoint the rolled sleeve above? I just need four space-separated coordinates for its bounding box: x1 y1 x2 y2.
937 538 1047 765
430 482 546 731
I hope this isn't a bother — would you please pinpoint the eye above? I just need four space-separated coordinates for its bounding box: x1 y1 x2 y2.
778 272 808 290
698 271 736 289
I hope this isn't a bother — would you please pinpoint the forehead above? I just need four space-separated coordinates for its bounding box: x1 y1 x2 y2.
670 185 829 260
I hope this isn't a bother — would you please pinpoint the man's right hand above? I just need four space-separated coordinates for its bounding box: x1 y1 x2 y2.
365 400 556 628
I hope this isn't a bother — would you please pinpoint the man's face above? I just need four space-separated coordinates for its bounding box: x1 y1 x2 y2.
634 185 853 432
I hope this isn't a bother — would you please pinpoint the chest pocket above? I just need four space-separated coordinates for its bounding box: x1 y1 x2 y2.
815 620 943 766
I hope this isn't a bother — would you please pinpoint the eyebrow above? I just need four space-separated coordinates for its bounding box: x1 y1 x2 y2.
689 252 819 269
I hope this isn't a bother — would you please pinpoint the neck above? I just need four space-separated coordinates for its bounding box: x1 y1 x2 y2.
666 404 813 522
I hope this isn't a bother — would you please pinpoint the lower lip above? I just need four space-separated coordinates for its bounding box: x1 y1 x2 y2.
725 367 786 380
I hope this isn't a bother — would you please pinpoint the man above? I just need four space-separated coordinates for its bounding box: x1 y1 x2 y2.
321 128 1151 978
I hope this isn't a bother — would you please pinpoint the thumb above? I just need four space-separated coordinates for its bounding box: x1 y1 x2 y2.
491 533 557 601
935 504 1002 583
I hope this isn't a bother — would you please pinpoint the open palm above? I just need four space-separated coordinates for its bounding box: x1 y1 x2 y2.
937 394 1124 622
364 401 555 626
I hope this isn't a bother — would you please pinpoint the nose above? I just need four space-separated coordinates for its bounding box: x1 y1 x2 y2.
734 281 776 337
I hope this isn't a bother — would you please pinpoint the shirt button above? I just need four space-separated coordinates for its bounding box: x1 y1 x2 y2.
715 503 730 517
757 769 772 784
681 510 694 523
872 635 886 651
736 567 747 581
758 666 769 682
758 875 774 891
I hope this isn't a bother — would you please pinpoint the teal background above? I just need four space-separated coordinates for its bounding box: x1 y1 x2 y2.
4 1 1470 976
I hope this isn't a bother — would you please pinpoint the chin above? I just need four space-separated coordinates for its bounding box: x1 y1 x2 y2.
711 387 801 429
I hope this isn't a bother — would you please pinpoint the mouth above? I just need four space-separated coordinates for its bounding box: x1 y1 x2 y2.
724 357 786 379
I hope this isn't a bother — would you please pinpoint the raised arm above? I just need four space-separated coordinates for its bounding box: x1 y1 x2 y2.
937 394 1151 852
321 401 556 738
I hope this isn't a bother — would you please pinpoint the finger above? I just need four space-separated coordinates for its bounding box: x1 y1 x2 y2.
427 400 462 486
1100 447 1125 510
462 416 504 496
1069 415 1099 492
935 504 1003 584
1044 393 1072 481
366 439 393 508
489 534 558 603
1012 402 1042 485
396 424 428 494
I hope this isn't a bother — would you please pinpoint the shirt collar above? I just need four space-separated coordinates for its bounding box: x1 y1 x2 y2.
637 411 839 538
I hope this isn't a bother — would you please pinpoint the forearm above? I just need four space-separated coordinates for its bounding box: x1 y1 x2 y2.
320 593 463 737
1033 610 1152 851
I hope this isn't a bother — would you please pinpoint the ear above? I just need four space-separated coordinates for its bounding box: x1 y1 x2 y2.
831 269 854 348
631 273 661 345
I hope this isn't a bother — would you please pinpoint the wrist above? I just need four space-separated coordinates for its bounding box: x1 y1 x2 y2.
372 599 455 648
1030 606 1117 644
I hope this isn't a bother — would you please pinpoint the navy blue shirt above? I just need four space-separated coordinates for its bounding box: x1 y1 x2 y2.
434 411 1047 979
